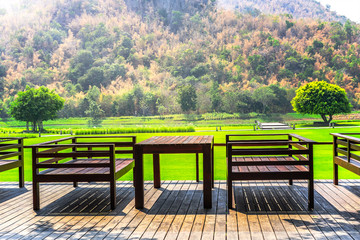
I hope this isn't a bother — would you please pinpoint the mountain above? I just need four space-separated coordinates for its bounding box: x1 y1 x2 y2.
0 0 359 119
217 0 347 23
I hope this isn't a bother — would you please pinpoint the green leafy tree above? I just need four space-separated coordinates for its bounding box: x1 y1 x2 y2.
85 100 104 127
67 50 94 82
0 62 6 98
171 11 184 33
210 81 221 112
9 86 64 132
291 81 351 123
78 67 105 90
178 84 197 113
253 86 276 114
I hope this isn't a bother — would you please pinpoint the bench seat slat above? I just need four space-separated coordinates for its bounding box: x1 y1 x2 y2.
0 160 17 166
39 158 134 175
231 156 309 173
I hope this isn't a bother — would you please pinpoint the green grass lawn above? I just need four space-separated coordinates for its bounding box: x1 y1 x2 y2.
0 127 359 182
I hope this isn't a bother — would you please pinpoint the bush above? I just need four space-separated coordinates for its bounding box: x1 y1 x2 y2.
46 126 195 135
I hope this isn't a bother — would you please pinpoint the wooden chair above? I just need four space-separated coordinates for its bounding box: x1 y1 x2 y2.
331 133 360 185
30 136 135 210
0 138 24 188
226 134 315 210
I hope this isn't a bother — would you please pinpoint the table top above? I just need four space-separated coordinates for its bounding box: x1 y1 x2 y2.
136 136 213 146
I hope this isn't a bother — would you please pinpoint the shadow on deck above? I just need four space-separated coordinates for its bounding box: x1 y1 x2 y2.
0 180 359 239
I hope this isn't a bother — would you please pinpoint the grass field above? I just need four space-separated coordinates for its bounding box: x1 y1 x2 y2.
1 126 359 182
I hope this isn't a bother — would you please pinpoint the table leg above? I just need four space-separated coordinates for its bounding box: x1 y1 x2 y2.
135 145 144 209
203 145 212 209
212 143 214 188
153 154 161 188
196 153 199 182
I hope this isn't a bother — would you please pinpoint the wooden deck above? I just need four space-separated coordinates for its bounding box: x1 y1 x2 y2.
0 180 359 239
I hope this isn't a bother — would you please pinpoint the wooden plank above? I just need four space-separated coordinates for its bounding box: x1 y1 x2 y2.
175 181 203 240
228 181 241 240
83 181 154 239
268 181 315 239
214 181 226 240
124 180 175 239
188 184 206 240
15 182 111 239
119 181 183 239
285 181 343 240
0 183 86 239
200 180 219 240
163 181 197 240
260 180 300 240
277 181 330 239
254 181 283 240
241 181 265 239
307 180 360 235
0 180 359 239
317 181 360 221
153 182 191 239
137 181 183 239
296 181 358 240
72 181 159 239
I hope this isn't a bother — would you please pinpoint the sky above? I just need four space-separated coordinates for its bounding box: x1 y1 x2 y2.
318 0 360 23
0 0 359 23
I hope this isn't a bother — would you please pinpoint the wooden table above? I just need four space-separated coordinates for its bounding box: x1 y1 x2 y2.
134 135 214 209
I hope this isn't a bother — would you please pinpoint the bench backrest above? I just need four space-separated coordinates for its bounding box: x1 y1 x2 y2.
0 138 24 172
331 133 360 166
226 134 315 167
31 136 136 173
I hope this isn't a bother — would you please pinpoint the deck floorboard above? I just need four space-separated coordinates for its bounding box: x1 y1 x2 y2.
0 180 359 239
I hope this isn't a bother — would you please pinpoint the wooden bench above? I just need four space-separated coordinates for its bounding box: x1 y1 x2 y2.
0 138 24 188
255 121 292 130
226 134 315 210
30 136 136 210
331 133 360 185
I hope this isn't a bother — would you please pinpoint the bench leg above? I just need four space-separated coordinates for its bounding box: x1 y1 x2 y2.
19 166 24 188
73 182 78 187
333 163 338 185
33 181 40 210
110 180 116 210
289 179 293 185
133 168 136 187
227 179 233 209
153 154 160 188
196 153 199 182
212 146 214 188
308 178 314 210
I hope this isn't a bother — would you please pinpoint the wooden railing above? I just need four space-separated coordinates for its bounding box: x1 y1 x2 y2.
0 137 24 187
331 133 360 185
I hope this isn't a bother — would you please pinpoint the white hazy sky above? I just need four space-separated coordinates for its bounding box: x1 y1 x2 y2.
0 0 359 23
318 0 360 23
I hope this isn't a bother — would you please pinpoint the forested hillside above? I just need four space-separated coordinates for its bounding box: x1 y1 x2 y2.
218 0 347 23
0 0 359 119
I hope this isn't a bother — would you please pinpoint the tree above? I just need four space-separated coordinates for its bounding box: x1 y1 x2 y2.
291 81 351 124
177 84 197 113
78 67 105 90
0 62 6 98
253 86 276 114
67 50 94 82
9 86 64 132
210 81 221 112
85 100 104 127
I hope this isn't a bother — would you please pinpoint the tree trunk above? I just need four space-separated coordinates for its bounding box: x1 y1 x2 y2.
38 121 43 132
320 114 333 124
26 122 29 131
32 121 37 132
